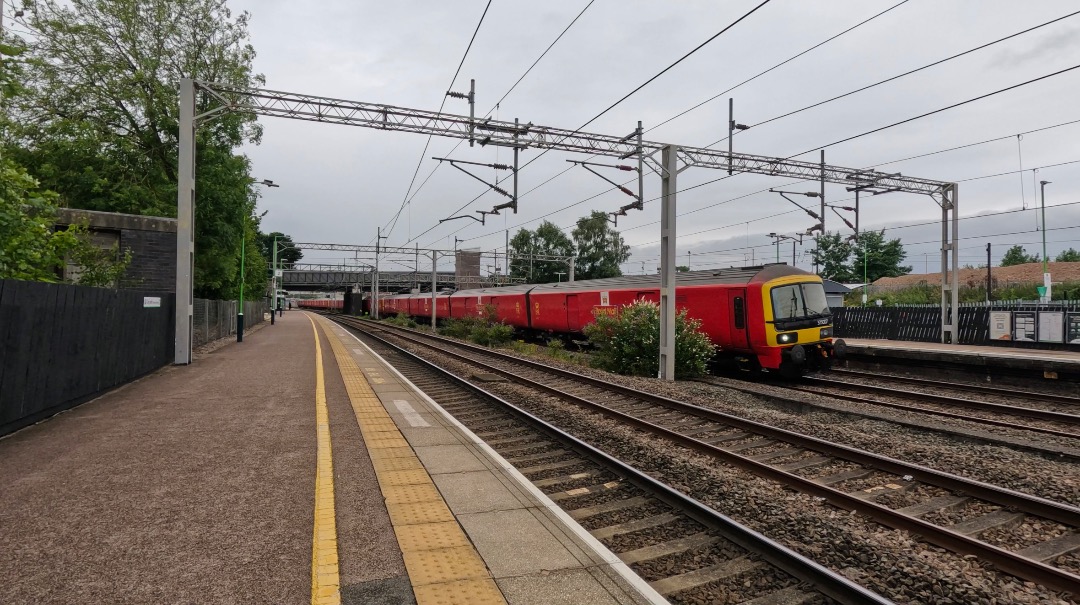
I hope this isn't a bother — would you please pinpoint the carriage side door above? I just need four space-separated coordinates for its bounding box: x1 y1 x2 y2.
566 295 580 331
730 288 750 350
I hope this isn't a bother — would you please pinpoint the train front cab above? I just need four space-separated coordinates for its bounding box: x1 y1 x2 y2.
760 274 845 376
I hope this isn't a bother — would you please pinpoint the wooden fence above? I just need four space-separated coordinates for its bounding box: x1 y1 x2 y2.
0 280 175 437
834 302 1080 347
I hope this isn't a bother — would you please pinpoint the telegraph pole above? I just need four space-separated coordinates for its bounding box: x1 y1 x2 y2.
986 242 992 302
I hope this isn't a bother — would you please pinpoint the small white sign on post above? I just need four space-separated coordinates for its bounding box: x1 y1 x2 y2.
275 269 283 277
143 296 162 308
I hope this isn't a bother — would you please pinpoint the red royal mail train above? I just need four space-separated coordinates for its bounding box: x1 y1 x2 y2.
376 264 845 375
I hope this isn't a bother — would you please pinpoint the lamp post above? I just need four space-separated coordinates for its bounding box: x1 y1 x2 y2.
1040 180 1051 303
239 179 278 342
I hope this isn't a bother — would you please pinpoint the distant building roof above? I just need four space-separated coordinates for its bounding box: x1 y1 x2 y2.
822 279 851 294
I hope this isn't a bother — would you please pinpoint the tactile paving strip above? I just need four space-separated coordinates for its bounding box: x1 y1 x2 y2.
314 315 507 605
402 546 490 585
412 579 506 605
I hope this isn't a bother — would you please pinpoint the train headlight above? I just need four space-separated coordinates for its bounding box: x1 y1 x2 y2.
819 327 832 339
777 332 798 344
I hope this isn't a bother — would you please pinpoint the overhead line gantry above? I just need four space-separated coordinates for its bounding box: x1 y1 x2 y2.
176 80 959 379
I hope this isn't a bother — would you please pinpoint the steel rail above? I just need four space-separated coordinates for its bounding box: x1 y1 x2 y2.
804 377 1080 426
790 383 1080 441
328 315 1080 594
829 369 1080 408
704 377 1080 462
344 317 895 605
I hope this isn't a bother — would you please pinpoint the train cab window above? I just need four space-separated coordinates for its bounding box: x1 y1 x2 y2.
770 283 830 320
733 296 745 329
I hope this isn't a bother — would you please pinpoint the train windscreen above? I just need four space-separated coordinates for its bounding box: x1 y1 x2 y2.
770 282 830 320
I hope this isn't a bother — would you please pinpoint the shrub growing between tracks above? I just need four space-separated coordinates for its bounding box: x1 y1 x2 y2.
440 304 513 346
584 301 715 379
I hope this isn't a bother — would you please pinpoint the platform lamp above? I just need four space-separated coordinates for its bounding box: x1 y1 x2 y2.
239 179 279 342
1040 180 1051 303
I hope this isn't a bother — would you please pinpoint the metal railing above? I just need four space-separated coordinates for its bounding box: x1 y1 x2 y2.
192 299 269 347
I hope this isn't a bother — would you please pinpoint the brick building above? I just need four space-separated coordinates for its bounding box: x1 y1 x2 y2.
55 208 176 292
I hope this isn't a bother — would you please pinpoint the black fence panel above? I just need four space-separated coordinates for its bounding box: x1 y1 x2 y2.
834 302 1080 349
0 280 176 437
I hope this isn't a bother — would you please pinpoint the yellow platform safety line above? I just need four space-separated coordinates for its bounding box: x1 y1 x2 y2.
307 315 341 605
313 315 507 605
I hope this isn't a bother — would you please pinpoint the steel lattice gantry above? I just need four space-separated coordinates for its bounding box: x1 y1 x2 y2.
175 80 960 377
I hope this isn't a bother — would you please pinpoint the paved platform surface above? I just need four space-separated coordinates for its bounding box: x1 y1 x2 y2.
0 311 661 604
844 338 1080 370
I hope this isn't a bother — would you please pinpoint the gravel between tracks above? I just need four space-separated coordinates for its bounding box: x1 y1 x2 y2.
375 332 1078 604
477 343 1080 507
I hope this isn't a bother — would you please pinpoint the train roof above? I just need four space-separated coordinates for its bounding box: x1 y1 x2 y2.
380 265 816 299
527 264 814 293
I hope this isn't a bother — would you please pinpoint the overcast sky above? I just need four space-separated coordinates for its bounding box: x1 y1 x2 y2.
231 0 1080 276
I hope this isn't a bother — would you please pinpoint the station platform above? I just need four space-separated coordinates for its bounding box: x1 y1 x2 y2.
0 311 662 605
842 338 1080 380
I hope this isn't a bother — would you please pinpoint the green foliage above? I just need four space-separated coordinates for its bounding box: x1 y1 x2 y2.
259 232 304 268
1055 248 1080 262
676 265 690 272
852 230 911 282
845 280 1080 305
440 305 514 346
545 338 573 362
583 301 715 379
7 0 265 299
572 211 630 280
0 161 68 281
508 221 575 284
384 312 419 329
1000 245 1039 267
0 160 130 285
808 231 855 282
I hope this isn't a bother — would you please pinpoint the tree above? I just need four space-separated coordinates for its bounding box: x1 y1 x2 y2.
850 230 911 283
571 211 630 280
508 221 575 284
7 0 265 299
259 232 304 268
1000 245 1039 267
676 265 690 272
1055 248 1080 262
807 232 854 282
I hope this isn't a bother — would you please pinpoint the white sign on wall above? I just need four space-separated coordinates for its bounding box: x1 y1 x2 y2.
143 296 162 308
600 291 610 306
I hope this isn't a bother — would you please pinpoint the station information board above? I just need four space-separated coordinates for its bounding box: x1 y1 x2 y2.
988 311 1011 340
1038 311 1065 343
1012 311 1036 342
1067 313 1080 344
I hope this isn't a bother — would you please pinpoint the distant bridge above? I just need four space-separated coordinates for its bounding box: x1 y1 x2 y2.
278 264 457 291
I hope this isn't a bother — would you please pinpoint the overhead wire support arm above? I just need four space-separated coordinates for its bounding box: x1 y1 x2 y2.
446 78 476 146
433 156 515 200
439 213 488 227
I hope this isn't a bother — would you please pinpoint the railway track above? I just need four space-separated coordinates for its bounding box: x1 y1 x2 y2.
826 368 1080 410
325 313 1080 596
790 376 1080 442
341 319 891 604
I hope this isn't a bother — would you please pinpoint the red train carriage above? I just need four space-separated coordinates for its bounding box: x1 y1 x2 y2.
296 298 344 310
379 265 843 375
